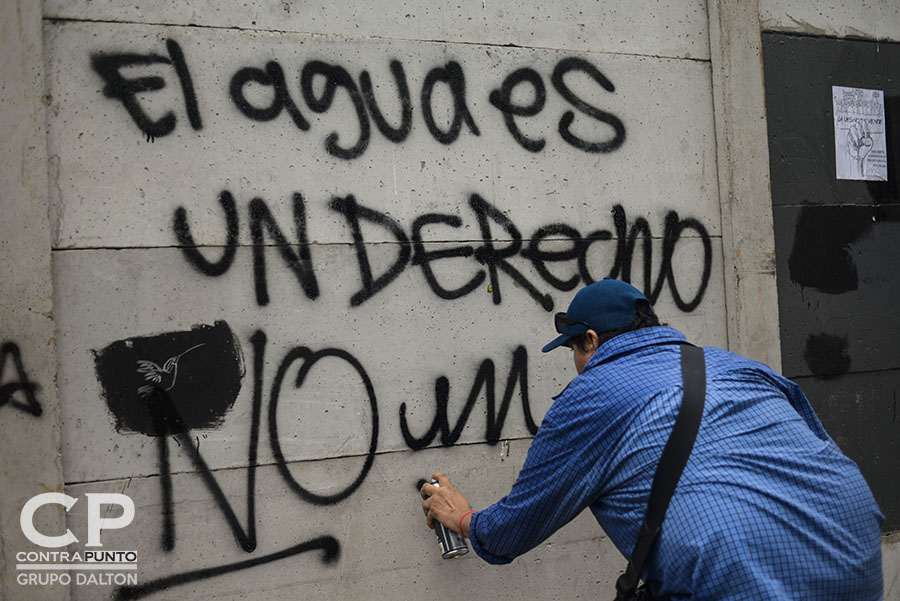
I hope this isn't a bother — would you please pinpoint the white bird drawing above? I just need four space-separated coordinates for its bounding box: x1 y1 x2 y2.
136 343 205 399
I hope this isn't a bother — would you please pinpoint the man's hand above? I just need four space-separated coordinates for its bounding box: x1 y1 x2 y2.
420 472 473 536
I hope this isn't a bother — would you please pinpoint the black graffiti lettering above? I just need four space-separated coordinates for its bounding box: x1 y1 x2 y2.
523 204 711 311
360 59 413 143
301 61 370 159
610 205 653 291
142 329 372 561
421 61 481 144
94 45 634 156
91 39 200 138
658 212 711 312
470 194 555 311
400 345 537 449
576 228 614 285
172 189 711 313
489 67 547 153
97 323 554 598
91 50 174 138
329 194 411 307
174 190 239 277
166 39 203 131
155 424 175 551
116 536 339 601
268 346 379 505
411 213 486 300
249 193 320 305
604 205 712 310
0 342 43 417
229 61 310 131
521 224 583 291
152 388 259 552
551 57 626 153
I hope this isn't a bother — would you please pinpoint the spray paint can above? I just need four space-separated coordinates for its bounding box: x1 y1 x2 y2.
428 479 469 559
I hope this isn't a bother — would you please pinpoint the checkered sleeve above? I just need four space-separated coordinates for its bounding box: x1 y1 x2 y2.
469 387 620 564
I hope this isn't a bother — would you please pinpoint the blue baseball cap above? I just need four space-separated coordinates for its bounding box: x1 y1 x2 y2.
541 278 651 352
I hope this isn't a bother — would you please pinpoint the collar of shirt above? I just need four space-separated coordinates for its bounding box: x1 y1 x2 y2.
582 326 687 373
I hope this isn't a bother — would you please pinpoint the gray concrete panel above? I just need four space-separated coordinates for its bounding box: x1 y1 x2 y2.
62 441 625 600
708 0 782 368
44 21 720 249
0 0 67 599
760 0 900 42
53 240 726 484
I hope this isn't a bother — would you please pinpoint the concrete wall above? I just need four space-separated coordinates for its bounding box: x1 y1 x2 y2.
0 1 67 600
0 0 893 600
760 0 900 42
32 2 723 599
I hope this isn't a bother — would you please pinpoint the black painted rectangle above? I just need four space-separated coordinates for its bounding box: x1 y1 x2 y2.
93 321 244 436
793 371 900 532
773 204 900 378
762 33 900 207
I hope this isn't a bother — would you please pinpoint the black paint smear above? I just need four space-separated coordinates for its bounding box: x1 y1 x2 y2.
788 205 900 294
804 333 852 379
788 206 866 294
94 321 243 435
400 345 537 449
114 535 339 600
0 342 43 417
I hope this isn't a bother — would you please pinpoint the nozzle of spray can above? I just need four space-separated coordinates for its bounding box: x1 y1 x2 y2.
426 478 469 559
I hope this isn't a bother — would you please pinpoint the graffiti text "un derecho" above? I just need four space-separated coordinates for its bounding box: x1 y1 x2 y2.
174 190 712 314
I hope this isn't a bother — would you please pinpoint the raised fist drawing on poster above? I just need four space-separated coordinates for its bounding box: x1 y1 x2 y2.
847 119 875 178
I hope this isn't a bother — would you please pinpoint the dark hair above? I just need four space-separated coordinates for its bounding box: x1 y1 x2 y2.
570 300 661 352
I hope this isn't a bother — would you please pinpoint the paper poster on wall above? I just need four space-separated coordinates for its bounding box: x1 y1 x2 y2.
833 86 888 181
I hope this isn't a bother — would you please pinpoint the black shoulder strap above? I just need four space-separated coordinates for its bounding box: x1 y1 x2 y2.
615 343 706 600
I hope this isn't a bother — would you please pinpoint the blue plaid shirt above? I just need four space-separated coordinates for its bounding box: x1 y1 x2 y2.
469 327 884 600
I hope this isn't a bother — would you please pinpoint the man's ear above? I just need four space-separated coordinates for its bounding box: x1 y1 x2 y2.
584 329 600 352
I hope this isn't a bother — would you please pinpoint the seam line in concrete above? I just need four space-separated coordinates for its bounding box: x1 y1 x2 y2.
50 234 724 252
788 366 900 380
42 15 711 63
61 437 532 487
